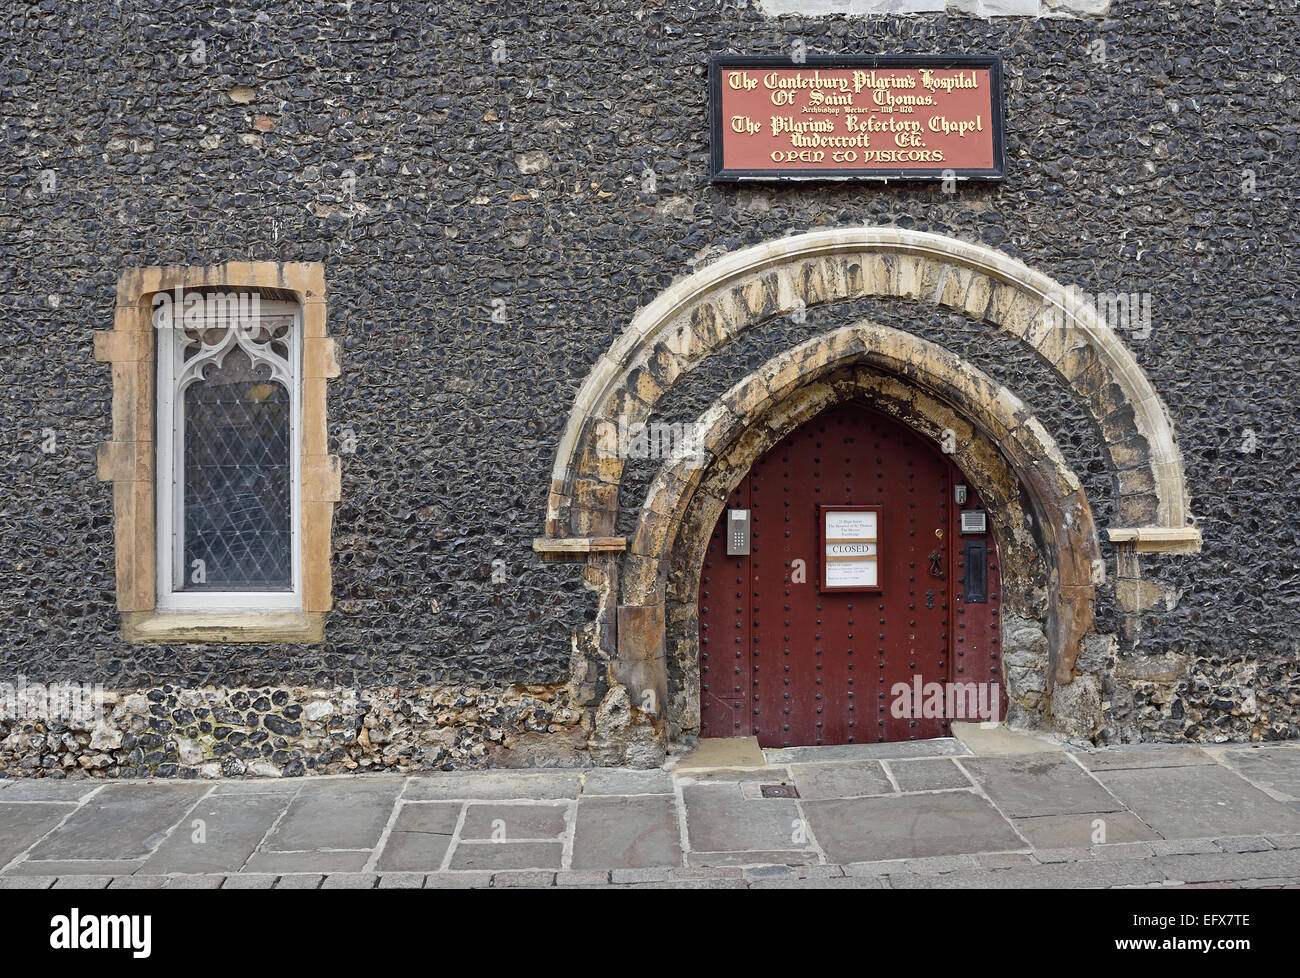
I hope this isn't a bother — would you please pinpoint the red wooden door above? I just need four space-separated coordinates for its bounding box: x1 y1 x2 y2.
698 402 1004 747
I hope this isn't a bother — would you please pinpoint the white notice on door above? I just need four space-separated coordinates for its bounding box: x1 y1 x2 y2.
823 508 880 589
825 557 878 587
824 510 877 540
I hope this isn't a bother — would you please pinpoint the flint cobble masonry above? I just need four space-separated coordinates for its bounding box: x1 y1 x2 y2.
1 0 1298 777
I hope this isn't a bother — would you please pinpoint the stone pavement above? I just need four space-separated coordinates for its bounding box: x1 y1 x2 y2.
2 725 1300 889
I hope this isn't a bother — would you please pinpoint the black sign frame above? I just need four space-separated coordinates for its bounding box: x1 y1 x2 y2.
708 54 1007 184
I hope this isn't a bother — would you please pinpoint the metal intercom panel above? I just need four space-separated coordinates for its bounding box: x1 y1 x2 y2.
726 509 751 555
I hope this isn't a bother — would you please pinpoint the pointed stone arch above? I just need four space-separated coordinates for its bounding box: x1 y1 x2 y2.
611 323 1103 739
540 227 1198 553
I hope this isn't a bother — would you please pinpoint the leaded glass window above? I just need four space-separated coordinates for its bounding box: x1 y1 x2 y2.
155 291 301 610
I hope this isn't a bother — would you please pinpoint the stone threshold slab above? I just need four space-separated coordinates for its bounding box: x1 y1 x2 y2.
763 739 971 764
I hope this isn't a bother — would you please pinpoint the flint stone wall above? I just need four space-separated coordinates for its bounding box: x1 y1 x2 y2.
1 0 1296 776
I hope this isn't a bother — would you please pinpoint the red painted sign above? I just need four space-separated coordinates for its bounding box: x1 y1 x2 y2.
709 56 1005 182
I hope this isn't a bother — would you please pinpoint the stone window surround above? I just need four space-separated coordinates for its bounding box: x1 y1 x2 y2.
94 262 340 644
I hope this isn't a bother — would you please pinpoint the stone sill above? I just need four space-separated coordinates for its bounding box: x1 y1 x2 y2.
533 536 627 558
122 611 325 644
1106 527 1203 553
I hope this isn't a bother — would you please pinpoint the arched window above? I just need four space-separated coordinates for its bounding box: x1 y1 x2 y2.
155 289 302 610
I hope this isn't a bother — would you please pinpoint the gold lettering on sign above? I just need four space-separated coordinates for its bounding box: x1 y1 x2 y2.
717 61 999 177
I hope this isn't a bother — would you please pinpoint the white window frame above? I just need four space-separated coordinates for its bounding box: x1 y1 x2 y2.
154 293 303 612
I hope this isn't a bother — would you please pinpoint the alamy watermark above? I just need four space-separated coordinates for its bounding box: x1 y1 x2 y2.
595 414 707 468
1043 284 1152 339
890 677 1000 727
151 286 262 331
1 674 108 730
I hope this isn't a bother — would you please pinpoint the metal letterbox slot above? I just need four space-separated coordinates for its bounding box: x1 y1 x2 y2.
963 539 988 603
726 509 751 556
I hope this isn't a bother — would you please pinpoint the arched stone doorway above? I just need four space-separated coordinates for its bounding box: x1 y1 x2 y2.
536 228 1201 762
641 324 1098 743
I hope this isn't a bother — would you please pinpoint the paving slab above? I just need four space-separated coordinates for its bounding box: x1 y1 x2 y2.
0 876 56 888
460 803 568 840
905 854 981 874
5 859 144 876
803 791 1024 863
789 760 894 800
839 859 902 877
404 771 582 801
491 870 557 887
209 780 303 796
222 874 279 889
1149 839 1220 856
162 875 224 888
1217 747 1300 800
764 739 966 764
1074 746 1215 771
242 849 371 874
611 867 672 883
374 802 460 872
951 723 1064 755
447 842 563 871
581 769 674 795
672 866 746 879
793 864 846 879
321 872 378 889
1012 811 1161 848
377 872 426 888
557 870 610 886
886 758 972 792
1096 765 1300 838
682 784 804 853
139 791 289 875
976 852 1033 869
1091 842 1154 860
0 780 102 802
1213 836 1273 853
959 755 1124 817
108 875 169 888
1031 847 1091 863
751 875 885 889
52 876 113 889
889 858 1166 889
679 768 792 784
274 874 324 889
1150 849 1300 884
28 784 210 860
262 778 401 851
571 795 682 870
425 871 494 888
623 878 750 889
686 850 820 867
0 802 79 865
742 864 796 879
674 737 765 770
